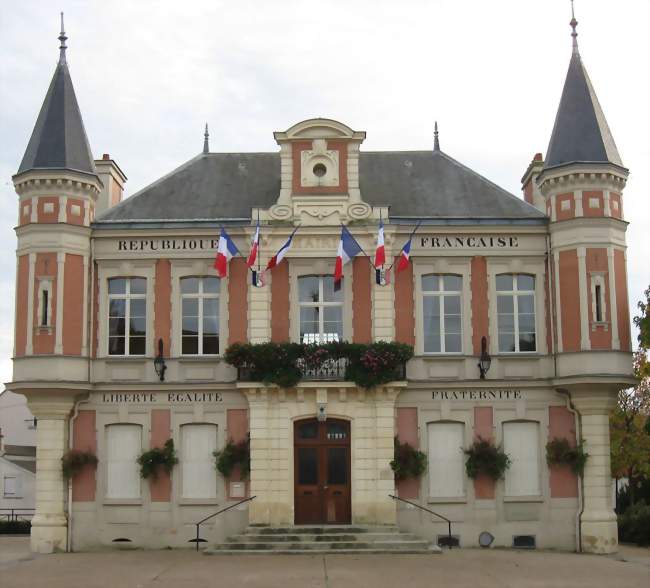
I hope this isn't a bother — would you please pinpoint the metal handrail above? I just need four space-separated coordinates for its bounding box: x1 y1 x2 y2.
388 494 454 549
0 508 35 522
191 496 256 551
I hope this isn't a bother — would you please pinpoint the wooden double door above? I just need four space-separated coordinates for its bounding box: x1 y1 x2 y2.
294 418 351 525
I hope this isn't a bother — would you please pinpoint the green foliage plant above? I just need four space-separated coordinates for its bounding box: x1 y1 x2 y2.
390 437 427 480
618 501 650 546
464 437 511 481
214 436 250 480
61 449 98 479
225 341 413 388
546 437 589 476
137 439 178 480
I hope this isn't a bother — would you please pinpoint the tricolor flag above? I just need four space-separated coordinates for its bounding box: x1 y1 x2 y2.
266 227 298 271
251 270 265 288
246 221 260 268
374 219 385 267
334 226 363 284
214 228 239 277
396 237 412 273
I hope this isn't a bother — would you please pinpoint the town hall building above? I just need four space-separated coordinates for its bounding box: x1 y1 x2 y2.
8 12 634 554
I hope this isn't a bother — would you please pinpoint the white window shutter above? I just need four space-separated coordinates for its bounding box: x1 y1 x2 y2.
181 424 218 499
428 422 465 498
504 422 540 496
106 424 142 499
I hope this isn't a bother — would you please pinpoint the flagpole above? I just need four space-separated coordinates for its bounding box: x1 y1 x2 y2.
341 224 378 271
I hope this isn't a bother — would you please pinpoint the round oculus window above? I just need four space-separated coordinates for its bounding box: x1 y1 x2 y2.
312 163 327 178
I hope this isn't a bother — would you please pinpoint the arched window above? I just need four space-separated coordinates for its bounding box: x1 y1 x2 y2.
422 274 462 353
427 421 465 498
496 274 536 352
503 421 541 496
108 277 146 355
298 275 343 343
180 277 220 355
181 424 218 499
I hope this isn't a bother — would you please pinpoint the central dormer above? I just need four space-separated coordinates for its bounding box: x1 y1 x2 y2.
261 118 379 225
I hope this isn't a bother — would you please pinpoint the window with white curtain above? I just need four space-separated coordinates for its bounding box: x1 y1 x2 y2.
298 275 343 343
106 424 142 499
503 421 541 496
3 475 20 498
496 274 536 352
427 422 465 498
181 424 218 499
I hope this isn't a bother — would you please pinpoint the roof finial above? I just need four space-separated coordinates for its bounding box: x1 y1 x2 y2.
58 12 68 65
203 123 210 154
570 0 579 54
433 121 440 152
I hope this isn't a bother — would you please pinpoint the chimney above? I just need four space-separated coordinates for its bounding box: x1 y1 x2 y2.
520 153 545 213
94 154 127 216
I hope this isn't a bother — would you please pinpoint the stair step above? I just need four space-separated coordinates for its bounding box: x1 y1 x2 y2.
246 526 399 535
212 540 430 551
227 533 420 543
205 547 442 555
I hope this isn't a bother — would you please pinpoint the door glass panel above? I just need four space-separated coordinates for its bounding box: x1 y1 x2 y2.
297 448 318 484
298 421 318 439
327 447 347 485
326 422 348 440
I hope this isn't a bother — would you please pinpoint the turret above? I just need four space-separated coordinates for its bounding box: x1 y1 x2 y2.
12 15 99 381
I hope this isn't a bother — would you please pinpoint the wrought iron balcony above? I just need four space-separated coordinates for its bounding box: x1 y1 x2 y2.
236 358 406 384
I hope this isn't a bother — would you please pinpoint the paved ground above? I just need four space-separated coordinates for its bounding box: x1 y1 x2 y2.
1 536 648 587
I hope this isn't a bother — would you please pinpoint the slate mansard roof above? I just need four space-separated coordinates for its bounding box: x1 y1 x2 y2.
95 148 546 226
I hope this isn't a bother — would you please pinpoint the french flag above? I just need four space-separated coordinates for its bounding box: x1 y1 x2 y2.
246 222 260 268
396 237 412 273
334 226 362 284
214 228 239 278
266 227 298 270
374 219 385 267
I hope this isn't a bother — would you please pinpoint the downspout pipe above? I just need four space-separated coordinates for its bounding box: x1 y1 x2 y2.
557 388 583 553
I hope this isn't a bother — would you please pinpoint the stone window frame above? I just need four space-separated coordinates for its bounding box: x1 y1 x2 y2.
177 421 220 504
420 273 464 354
297 275 345 343
413 259 471 357
589 272 608 326
170 260 229 358
288 259 352 344
36 277 53 331
97 261 155 358
487 258 547 356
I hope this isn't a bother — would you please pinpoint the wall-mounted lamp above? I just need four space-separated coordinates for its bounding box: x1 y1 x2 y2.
478 336 491 379
153 338 167 382
317 403 327 422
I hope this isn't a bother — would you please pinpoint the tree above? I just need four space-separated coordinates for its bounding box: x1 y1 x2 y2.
611 285 650 505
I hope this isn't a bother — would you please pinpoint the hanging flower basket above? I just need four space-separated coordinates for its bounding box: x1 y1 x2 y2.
137 439 178 480
390 437 427 481
214 436 250 480
61 449 98 479
546 437 589 476
464 438 511 481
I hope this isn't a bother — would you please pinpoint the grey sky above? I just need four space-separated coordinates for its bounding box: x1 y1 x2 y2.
1 0 648 386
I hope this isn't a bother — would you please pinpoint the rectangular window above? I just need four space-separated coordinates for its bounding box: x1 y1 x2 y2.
181 424 218 499
595 284 603 322
108 278 146 355
3 475 19 497
181 277 220 355
299 275 343 343
496 274 536 352
422 275 462 353
503 421 541 497
427 422 465 498
106 424 142 499
41 290 49 326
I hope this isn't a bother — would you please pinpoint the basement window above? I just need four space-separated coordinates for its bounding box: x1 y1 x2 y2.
513 535 536 549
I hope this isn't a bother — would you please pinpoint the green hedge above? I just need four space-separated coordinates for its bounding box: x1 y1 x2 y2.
618 502 650 546
0 520 31 534
225 341 413 388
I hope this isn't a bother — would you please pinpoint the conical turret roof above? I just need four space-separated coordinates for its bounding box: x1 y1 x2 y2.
17 20 96 177
544 22 623 170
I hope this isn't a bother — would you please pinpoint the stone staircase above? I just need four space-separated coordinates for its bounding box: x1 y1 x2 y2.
204 525 442 555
